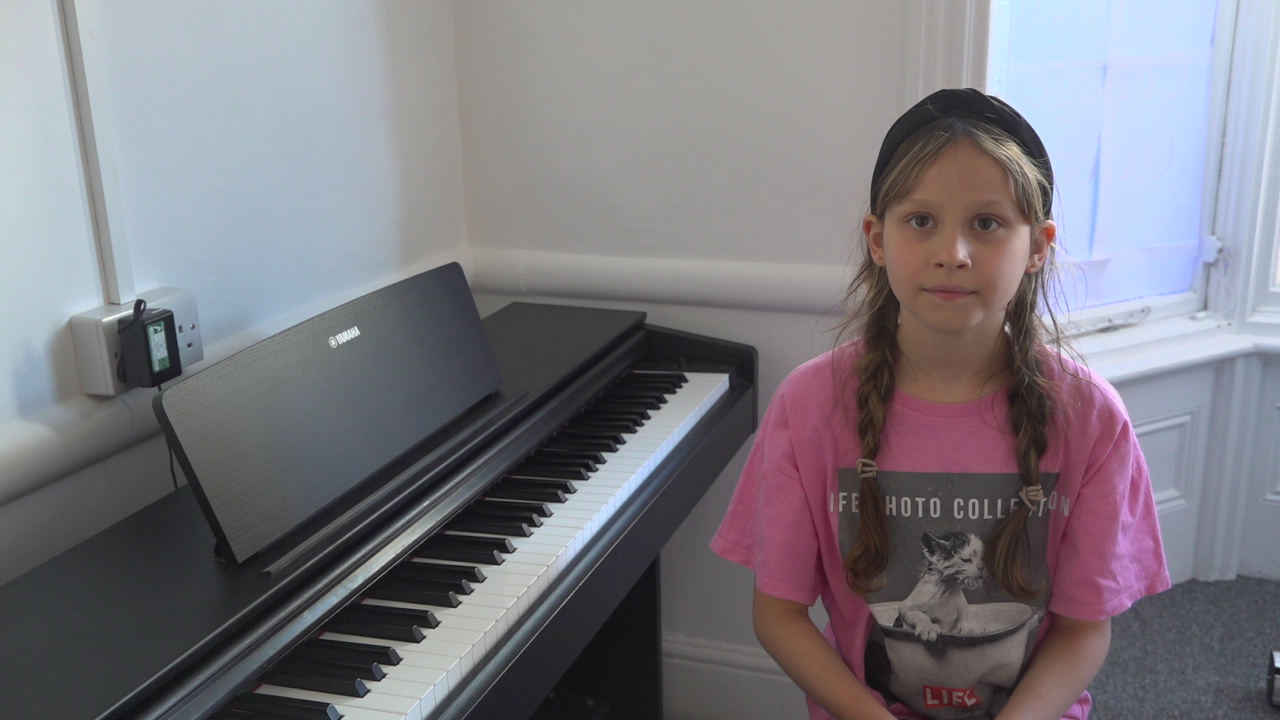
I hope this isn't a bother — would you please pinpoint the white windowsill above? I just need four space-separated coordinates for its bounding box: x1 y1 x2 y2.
1074 312 1252 384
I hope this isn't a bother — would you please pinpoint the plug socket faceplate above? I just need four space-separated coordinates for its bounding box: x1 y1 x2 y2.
70 287 204 396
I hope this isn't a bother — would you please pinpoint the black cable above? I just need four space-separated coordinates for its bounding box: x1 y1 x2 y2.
115 298 148 384
159 381 179 492
169 443 179 492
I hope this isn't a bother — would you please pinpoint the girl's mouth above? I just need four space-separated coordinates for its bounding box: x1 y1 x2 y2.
926 286 974 300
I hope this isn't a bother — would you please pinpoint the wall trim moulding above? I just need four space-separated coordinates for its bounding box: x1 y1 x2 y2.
469 248 851 317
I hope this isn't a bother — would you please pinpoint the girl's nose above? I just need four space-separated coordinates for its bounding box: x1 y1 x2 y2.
933 230 972 269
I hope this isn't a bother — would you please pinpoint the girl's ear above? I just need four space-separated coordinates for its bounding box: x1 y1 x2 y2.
1026 220 1056 273
864 214 887 267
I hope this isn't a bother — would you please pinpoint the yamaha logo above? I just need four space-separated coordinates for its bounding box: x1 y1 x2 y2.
328 325 361 348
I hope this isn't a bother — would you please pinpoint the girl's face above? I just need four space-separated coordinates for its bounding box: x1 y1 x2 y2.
862 139 1055 351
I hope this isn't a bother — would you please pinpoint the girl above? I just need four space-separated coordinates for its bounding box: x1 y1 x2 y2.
711 89 1169 720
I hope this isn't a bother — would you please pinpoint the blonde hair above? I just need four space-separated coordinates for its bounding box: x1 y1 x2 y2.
843 117 1062 600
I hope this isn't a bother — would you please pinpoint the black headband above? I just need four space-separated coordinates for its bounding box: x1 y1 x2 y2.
870 88 1054 218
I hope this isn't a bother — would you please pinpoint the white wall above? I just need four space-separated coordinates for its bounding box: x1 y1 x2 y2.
90 1 468 338
0 0 470 585
453 1 903 268
0 0 102 424
1 3 1274 720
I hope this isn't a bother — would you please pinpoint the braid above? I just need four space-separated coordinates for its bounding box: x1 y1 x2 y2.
844 279 899 594
985 281 1052 601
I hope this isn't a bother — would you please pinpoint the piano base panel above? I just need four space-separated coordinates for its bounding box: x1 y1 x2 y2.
536 561 662 720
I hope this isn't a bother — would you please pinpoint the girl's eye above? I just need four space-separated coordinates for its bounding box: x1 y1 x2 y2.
974 216 1002 232
907 215 933 230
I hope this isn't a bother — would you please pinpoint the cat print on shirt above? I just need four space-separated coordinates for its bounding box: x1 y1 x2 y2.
836 470 1066 720
896 532 985 641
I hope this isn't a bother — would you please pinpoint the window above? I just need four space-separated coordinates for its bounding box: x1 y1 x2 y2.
986 0 1225 328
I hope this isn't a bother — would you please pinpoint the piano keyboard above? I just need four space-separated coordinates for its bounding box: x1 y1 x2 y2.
214 370 730 720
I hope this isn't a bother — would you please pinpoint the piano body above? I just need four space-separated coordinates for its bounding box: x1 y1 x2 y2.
0 264 757 720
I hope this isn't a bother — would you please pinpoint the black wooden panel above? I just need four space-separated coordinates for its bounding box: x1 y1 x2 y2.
154 263 501 564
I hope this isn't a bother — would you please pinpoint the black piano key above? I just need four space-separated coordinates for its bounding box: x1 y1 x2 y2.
261 666 369 698
426 533 515 554
509 461 588 479
327 604 439 642
482 498 554 518
447 516 534 536
486 484 567 504
619 381 681 394
560 421 632 436
209 711 266 720
463 502 545 527
415 533 513 564
606 388 667 404
624 374 681 385
324 617 424 643
500 478 577 496
584 411 648 425
273 655 386 682
349 604 442 628
412 545 505 566
558 421 630 434
592 397 661 410
384 565 475 593
403 559 488 582
554 428 626 444
297 637 402 666
531 447 605 462
530 448 607 466
586 405 650 421
628 369 687 384
541 437 618 453
516 458 595 476
223 693 341 720
365 582 461 608
562 420 638 434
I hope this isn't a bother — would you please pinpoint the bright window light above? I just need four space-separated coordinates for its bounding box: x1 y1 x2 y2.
987 0 1218 312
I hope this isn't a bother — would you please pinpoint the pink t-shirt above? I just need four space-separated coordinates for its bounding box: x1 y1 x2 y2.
711 344 1170 720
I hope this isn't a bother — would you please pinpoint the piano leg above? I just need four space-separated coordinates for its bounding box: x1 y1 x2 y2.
532 560 661 720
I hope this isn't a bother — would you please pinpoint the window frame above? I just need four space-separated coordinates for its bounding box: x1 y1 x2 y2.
1196 0 1280 334
1225 0 1280 330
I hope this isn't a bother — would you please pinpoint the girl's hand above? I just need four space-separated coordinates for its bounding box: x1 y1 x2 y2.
752 587 898 720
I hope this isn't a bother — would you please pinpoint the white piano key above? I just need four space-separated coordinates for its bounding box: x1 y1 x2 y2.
255 682 426 720
250 699 405 720
382 653 460 699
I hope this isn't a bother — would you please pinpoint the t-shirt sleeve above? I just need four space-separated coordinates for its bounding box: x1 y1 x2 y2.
1048 385 1172 621
710 380 825 606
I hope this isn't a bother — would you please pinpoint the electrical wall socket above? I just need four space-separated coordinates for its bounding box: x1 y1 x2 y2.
70 287 204 396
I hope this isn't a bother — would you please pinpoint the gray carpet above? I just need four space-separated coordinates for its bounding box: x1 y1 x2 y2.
1089 577 1280 719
